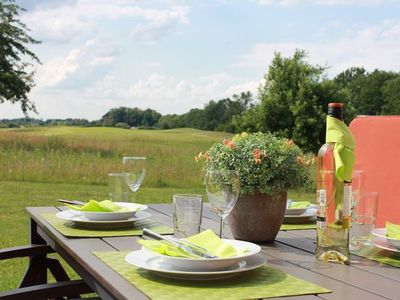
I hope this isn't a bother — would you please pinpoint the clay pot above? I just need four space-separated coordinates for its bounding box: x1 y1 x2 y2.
228 191 287 242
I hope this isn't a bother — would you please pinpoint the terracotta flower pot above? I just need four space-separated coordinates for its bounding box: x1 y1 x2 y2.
228 191 287 242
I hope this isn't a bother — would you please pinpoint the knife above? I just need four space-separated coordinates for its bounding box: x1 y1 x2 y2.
142 228 217 259
57 199 86 206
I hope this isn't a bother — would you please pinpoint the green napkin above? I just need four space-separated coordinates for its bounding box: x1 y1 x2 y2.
66 200 130 212
386 222 400 240
289 201 310 209
326 116 356 182
138 229 241 258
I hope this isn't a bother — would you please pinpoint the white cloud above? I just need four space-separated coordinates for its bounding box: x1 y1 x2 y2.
35 39 118 88
236 19 400 75
22 0 189 43
127 73 259 114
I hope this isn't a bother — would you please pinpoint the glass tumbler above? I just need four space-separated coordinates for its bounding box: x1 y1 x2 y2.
173 194 203 238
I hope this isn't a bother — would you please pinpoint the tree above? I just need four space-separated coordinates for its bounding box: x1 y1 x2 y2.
381 76 400 115
0 0 40 115
258 50 326 152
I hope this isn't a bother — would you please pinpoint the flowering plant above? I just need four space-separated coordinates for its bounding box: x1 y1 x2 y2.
196 132 312 195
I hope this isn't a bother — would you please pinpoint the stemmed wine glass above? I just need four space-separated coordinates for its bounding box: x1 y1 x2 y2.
205 170 240 238
122 157 146 203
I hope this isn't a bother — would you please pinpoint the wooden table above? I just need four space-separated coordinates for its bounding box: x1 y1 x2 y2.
26 204 400 300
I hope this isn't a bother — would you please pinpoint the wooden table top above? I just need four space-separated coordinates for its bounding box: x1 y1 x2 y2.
27 204 400 300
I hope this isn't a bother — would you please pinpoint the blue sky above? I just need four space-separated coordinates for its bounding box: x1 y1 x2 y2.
2 0 400 120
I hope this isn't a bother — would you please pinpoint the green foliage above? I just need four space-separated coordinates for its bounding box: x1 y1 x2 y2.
258 50 326 153
100 107 161 127
382 76 400 114
334 68 400 119
197 132 312 195
157 92 254 132
0 0 40 115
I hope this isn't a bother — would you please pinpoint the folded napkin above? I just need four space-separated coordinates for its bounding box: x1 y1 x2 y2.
326 116 356 182
66 200 130 212
138 229 245 258
289 201 311 209
386 222 400 240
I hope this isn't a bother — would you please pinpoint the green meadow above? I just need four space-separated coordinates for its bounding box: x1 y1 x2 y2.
0 126 313 291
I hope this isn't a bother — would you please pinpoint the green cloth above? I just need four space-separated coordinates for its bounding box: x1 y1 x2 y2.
138 229 239 258
93 251 331 300
351 246 400 268
289 201 311 209
41 213 173 237
280 223 316 230
66 200 131 212
326 116 356 182
386 222 400 240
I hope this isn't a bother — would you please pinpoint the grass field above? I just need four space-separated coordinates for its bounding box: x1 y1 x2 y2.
0 126 314 292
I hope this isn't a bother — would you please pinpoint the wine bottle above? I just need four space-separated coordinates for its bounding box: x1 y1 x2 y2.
316 103 353 265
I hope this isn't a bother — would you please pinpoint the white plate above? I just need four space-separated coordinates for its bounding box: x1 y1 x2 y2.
81 202 148 221
284 206 317 223
125 249 266 280
371 236 400 253
285 207 308 215
371 228 400 249
56 210 152 229
142 239 261 271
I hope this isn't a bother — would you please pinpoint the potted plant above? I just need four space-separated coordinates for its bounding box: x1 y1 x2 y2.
196 132 312 242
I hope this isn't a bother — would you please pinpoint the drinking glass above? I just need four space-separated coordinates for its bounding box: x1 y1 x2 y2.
350 191 379 250
205 170 240 238
173 194 203 238
351 170 365 207
108 172 130 202
122 157 146 202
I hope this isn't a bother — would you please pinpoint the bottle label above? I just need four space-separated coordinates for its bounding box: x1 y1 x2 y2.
317 216 326 229
317 189 326 207
343 185 351 217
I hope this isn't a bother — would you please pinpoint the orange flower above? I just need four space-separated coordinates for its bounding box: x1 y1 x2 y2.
296 156 305 165
204 151 210 160
286 139 294 147
223 139 236 149
253 148 262 164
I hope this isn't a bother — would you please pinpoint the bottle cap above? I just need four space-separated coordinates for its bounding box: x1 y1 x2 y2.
328 103 343 120
328 103 343 108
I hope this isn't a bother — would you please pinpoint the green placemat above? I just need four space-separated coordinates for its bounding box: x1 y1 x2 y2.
93 251 331 300
352 246 400 268
41 213 174 237
280 223 316 230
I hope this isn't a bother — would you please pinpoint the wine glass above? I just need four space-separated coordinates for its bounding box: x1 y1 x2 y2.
122 157 146 202
205 170 240 238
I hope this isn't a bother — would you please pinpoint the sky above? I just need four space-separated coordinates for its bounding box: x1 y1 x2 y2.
1 0 400 120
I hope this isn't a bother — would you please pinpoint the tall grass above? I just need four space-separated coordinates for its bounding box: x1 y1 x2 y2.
0 127 231 187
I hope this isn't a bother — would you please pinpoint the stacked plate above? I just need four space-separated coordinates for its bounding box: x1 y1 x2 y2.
125 239 266 280
370 228 400 253
283 200 317 223
56 202 150 229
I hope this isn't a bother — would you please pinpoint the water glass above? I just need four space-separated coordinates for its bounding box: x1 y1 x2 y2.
350 191 379 250
351 170 365 207
173 194 203 238
108 173 130 202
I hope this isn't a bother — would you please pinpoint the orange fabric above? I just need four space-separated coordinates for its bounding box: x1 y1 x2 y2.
349 116 400 227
